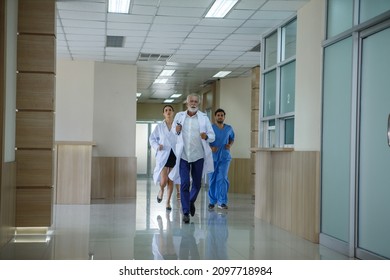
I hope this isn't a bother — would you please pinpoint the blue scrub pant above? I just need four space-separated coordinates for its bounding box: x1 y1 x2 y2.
179 158 204 215
208 159 231 205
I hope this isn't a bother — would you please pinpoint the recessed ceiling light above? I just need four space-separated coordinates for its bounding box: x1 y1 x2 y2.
160 70 175 76
205 0 238 18
164 99 174 103
136 92 142 97
154 78 168 84
213 71 232 78
170 94 182 98
108 0 131 14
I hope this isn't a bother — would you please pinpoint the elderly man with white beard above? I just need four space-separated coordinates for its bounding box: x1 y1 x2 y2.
169 94 215 224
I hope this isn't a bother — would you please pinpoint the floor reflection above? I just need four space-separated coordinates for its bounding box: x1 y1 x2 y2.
0 179 349 260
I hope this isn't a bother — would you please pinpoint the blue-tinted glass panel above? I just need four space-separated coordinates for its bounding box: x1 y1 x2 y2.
360 0 390 23
265 32 278 68
321 37 353 242
284 118 294 145
282 19 297 61
280 61 295 114
327 0 353 38
263 70 276 117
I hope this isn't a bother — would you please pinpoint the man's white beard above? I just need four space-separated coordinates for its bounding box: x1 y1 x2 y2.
188 107 198 113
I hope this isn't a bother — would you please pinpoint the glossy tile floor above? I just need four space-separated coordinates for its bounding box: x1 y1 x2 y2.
0 179 349 260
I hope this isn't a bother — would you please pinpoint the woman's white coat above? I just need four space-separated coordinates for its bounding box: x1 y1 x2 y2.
149 120 177 186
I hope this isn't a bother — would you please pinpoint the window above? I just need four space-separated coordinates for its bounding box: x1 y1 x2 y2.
260 18 296 148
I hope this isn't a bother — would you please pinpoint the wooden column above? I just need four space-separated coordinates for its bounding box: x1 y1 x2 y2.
250 66 260 197
15 0 56 227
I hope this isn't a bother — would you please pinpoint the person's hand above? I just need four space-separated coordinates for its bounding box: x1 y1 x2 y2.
211 146 218 153
159 144 163 151
176 123 182 134
200 132 208 140
225 144 231 150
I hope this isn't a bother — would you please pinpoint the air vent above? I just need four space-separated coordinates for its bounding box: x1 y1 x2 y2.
249 43 261 52
106 36 124 47
138 53 172 62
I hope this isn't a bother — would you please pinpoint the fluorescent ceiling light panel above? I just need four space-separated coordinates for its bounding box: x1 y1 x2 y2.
160 70 175 76
136 93 142 97
164 99 174 103
213 71 232 78
108 0 131 14
154 78 168 84
170 94 182 98
205 0 238 18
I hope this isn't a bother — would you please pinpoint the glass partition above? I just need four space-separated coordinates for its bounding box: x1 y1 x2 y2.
327 0 354 38
321 37 353 242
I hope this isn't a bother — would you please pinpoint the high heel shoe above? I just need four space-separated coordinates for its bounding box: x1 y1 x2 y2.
157 190 163 203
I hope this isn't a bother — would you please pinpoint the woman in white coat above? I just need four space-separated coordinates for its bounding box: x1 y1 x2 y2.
149 105 178 211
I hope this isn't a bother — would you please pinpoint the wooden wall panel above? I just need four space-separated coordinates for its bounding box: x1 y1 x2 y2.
251 89 259 110
16 188 52 227
17 34 55 73
115 157 137 198
91 157 115 199
17 73 55 110
0 162 16 247
253 150 320 243
18 0 55 34
15 0 56 227
16 150 53 187
228 158 251 194
91 157 137 199
254 151 272 223
16 111 54 148
56 145 92 204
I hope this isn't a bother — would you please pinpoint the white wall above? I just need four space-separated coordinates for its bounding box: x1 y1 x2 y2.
295 0 326 151
55 60 95 141
55 60 137 157
4 0 18 162
93 62 137 157
218 77 252 159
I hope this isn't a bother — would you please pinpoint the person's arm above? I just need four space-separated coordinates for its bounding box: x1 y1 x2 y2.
204 117 215 143
225 126 235 150
149 125 162 151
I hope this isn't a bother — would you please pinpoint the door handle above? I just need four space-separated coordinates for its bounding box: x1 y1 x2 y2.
388 114 390 146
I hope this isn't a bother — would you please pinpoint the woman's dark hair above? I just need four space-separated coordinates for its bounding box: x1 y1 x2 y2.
214 108 225 116
163 105 174 112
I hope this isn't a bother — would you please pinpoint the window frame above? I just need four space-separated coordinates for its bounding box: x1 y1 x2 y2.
260 16 297 148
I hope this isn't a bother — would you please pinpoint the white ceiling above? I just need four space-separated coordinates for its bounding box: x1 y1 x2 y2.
56 0 310 103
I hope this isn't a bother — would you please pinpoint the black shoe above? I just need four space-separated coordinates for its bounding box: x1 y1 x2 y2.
190 203 195 216
208 203 215 210
182 214 190 224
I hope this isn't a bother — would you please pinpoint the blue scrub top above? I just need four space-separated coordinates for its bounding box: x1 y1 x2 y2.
210 123 235 162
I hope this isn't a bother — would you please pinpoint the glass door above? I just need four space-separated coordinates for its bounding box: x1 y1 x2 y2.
357 23 390 259
136 122 157 178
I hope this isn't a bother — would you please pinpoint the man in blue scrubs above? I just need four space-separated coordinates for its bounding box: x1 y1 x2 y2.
208 108 235 210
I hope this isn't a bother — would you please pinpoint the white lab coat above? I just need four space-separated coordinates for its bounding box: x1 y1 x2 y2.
168 110 215 183
149 120 177 186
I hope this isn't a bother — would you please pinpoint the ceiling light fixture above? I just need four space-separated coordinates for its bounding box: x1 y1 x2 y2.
213 71 232 78
136 93 142 97
160 70 175 76
205 0 238 18
170 93 182 98
154 78 168 84
164 99 174 103
108 0 131 14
